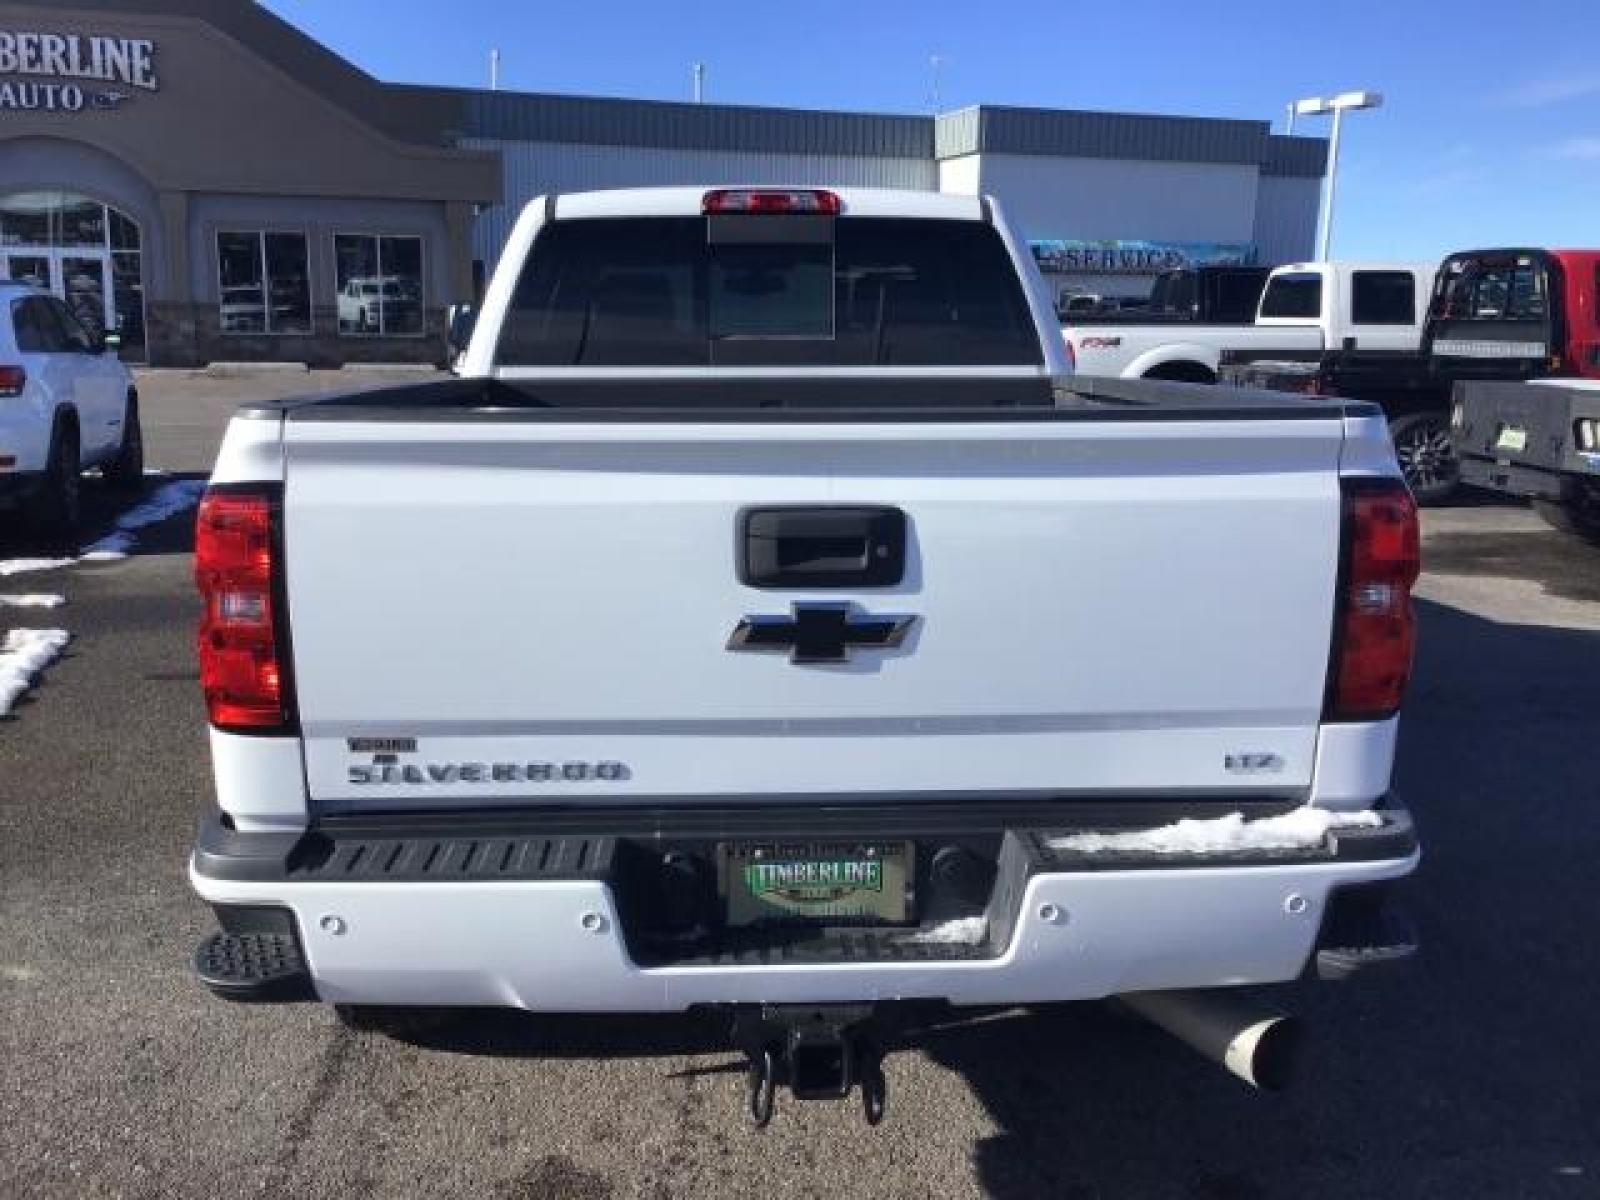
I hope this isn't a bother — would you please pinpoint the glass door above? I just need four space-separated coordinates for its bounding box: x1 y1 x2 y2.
1 192 145 360
1 253 54 291
60 255 111 341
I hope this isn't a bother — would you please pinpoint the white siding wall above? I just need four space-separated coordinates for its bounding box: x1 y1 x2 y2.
464 138 936 272
967 153 1261 246
1251 175 1321 266
937 154 982 195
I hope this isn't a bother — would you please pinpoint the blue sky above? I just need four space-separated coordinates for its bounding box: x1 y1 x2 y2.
267 0 1600 260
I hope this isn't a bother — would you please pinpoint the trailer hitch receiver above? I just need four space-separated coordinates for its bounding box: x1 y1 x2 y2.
734 1005 887 1127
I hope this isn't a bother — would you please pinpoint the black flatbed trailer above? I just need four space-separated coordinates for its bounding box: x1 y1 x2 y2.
1453 378 1600 541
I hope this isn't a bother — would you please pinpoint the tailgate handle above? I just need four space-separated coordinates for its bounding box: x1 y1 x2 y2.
739 507 906 589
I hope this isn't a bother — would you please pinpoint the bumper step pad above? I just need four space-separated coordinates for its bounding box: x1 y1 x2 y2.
193 931 316 1003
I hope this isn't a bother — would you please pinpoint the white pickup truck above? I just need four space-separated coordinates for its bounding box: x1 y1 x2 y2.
188 187 1420 1124
1064 261 1437 383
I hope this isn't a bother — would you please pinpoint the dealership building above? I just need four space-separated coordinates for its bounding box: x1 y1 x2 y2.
0 0 1328 365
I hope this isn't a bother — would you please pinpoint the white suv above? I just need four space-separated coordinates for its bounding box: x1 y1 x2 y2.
0 281 142 541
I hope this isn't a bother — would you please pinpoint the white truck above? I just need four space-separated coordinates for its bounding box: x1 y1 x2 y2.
1063 261 1437 384
188 187 1421 1124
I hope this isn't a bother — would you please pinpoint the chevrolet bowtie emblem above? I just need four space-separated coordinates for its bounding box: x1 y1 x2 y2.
727 603 916 665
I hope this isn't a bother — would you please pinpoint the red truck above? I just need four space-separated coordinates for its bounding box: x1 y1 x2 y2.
1448 248 1600 538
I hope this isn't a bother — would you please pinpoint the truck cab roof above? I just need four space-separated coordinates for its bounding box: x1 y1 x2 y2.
548 186 987 222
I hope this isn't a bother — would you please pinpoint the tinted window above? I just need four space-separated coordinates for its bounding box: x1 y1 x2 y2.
1351 271 1416 325
499 217 1041 367
710 238 833 338
11 297 66 352
1259 273 1323 319
1212 271 1267 322
1146 272 1196 317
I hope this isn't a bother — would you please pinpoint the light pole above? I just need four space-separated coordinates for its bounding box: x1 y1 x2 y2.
1292 91 1383 261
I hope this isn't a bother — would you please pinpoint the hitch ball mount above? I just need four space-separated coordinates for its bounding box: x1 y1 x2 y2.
734 1005 887 1128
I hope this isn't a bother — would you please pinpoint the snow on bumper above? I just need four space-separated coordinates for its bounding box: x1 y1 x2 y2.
191 845 1418 1011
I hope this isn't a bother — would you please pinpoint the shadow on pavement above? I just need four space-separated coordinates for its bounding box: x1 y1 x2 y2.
1425 525 1600 604
928 598 1600 1199
0 472 206 563
389 597 1600 1198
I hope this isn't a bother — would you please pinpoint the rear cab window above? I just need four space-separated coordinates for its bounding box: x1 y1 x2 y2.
1258 272 1323 320
1350 271 1416 325
498 216 1042 368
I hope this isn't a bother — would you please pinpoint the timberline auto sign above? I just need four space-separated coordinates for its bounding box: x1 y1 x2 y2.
0 31 158 113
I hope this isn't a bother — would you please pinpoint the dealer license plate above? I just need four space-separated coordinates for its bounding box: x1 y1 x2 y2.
1496 425 1528 452
722 841 913 927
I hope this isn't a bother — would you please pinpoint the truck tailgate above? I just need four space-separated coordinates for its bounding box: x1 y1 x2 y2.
281 415 1345 807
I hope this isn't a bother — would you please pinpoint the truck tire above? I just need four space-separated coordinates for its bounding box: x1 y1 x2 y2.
102 392 145 493
1389 412 1459 505
1533 481 1600 545
26 420 82 549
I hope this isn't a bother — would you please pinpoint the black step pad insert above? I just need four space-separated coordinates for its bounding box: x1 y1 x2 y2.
194 932 315 1002
287 834 615 882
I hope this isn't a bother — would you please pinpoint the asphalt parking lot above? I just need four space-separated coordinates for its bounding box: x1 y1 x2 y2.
3 371 1598 1199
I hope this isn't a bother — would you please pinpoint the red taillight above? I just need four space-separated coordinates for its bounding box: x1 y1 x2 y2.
1062 336 1076 372
1327 478 1421 721
195 487 294 732
702 188 841 216
0 365 26 397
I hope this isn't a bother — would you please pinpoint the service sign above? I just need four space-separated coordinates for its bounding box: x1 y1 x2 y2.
0 30 158 114
1031 239 1258 274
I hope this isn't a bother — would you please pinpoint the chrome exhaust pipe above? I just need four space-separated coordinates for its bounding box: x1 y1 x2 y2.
1118 988 1302 1091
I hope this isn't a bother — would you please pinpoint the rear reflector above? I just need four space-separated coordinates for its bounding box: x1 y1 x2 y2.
1326 478 1421 722
702 189 841 216
195 486 296 733
0 365 25 397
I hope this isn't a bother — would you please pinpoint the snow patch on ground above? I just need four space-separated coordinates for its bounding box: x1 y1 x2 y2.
81 478 208 557
0 556 77 578
0 594 66 608
0 479 207 576
902 915 989 946
0 628 70 716
1049 806 1384 857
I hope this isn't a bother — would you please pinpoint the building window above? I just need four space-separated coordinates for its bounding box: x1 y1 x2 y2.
1351 271 1416 326
216 231 311 335
334 234 425 336
1 191 146 360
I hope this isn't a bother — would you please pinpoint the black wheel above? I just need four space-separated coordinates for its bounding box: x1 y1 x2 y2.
1389 412 1459 504
861 1060 887 1126
103 392 144 492
746 1048 777 1129
1533 481 1600 545
27 420 81 548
